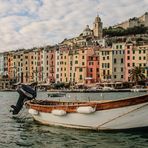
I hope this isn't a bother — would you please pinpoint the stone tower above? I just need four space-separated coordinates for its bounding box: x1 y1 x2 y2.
93 15 103 39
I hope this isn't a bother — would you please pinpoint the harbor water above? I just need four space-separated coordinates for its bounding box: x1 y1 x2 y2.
1 91 148 148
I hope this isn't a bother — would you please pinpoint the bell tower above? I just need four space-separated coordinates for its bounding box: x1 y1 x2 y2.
93 15 103 39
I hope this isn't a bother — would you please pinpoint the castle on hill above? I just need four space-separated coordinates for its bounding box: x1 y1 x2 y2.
113 12 148 29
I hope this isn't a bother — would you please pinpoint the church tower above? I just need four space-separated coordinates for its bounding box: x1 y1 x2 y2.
93 15 103 39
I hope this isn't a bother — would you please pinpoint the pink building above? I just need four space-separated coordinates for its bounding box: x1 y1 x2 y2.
86 48 100 84
48 48 56 83
124 42 134 81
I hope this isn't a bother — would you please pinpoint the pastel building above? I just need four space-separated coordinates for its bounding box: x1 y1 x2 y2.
43 46 50 83
112 43 125 82
0 53 4 75
74 48 87 85
48 47 56 83
7 51 15 79
86 48 100 83
125 43 148 81
132 45 147 76
13 50 24 83
55 48 61 83
124 43 135 81
68 49 75 84
99 47 112 82
61 48 69 83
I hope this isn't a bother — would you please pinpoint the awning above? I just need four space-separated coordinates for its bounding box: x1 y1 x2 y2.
85 77 93 80
76 83 84 86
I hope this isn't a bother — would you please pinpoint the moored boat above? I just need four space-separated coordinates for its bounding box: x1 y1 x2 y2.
10 84 148 131
48 92 66 97
25 93 148 130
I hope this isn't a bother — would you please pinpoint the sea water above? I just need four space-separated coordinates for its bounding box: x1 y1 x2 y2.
0 91 148 148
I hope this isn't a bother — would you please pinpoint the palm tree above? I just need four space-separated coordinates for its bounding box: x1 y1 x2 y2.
129 66 146 85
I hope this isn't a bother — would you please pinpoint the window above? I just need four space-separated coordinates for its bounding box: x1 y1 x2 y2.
139 57 141 60
121 58 123 63
108 63 110 68
114 75 116 79
103 57 105 60
75 60 78 64
121 67 123 72
133 56 135 60
133 50 135 54
114 68 116 72
79 68 83 72
114 58 117 64
121 75 123 78
143 57 146 60
96 68 99 72
120 45 122 49
82 56 84 59
127 56 130 60
132 63 135 67
139 50 141 54
90 68 93 72
127 45 130 49
56 74 59 78
127 63 130 67
107 70 110 75
80 75 82 80
127 50 130 54
143 50 146 54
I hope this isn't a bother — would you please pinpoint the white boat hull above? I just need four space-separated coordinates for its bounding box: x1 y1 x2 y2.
28 102 148 130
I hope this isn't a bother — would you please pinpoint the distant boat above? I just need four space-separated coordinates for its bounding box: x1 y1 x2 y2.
25 93 148 130
130 85 147 92
48 92 66 97
102 86 114 91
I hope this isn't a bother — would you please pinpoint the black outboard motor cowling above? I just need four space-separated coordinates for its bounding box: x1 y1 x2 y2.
11 84 37 115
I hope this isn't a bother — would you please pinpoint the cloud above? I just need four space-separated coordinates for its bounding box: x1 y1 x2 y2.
0 0 147 52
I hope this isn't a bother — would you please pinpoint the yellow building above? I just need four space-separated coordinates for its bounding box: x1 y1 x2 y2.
133 45 148 76
99 47 112 82
13 50 24 83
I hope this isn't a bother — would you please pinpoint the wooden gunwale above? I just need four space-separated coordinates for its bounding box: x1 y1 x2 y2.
26 94 148 113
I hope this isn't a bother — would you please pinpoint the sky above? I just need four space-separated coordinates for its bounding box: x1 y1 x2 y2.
0 0 147 52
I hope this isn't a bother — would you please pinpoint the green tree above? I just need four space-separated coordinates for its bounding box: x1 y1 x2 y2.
129 66 146 85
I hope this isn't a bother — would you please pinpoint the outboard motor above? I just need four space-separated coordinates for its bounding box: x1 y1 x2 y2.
11 84 37 115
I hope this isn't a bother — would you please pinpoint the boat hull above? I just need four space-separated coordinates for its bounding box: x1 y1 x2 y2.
28 102 148 130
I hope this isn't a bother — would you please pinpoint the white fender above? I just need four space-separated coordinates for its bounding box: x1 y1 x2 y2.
28 108 39 115
51 110 67 116
77 106 95 114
